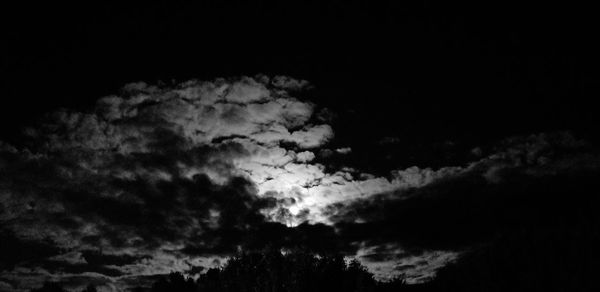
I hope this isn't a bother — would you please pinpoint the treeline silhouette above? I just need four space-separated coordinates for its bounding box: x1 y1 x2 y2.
30 227 600 292
149 249 406 292
30 249 406 292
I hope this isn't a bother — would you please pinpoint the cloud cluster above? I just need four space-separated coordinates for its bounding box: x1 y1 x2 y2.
1 76 337 290
1 76 372 290
327 131 600 281
1 75 599 290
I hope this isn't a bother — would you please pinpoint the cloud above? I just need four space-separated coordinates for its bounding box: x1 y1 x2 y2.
1 76 336 290
335 147 352 154
295 151 315 163
390 166 463 189
269 75 311 91
30 79 322 153
355 244 459 283
0 230 63 272
2 73 598 290
325 131 600 280
1 76 382 290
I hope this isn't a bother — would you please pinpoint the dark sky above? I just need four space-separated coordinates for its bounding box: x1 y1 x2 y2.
2 1 599 141
1 1 600 291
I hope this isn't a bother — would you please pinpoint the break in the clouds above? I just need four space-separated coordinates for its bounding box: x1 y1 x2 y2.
1 76 599 291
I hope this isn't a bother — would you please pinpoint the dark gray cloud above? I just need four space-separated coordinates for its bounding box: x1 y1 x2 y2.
325 132 600 281
0 231 63 272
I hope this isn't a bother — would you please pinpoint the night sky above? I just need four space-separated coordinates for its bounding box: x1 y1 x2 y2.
1 1 600 291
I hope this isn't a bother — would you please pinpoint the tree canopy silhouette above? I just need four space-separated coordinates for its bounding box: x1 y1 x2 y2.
28 248 406 292
150 248 389 292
